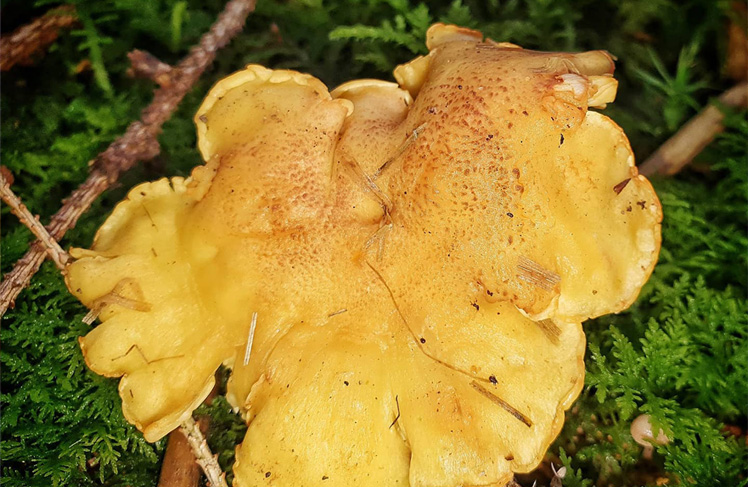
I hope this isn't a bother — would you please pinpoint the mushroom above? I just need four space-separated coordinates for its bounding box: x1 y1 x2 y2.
66 23 662 487
631 414 670 459
551 463 567 487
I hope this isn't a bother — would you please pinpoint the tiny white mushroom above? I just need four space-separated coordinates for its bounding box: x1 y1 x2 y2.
551 462 567 487
631 414 670 460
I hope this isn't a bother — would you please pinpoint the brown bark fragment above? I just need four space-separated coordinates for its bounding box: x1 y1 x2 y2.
128 49 174 87
0 171 70 270
158 429 202 487
159 381 219 487
726 1 748 82
0 5 78 71
0 166 14 186
178 417 226 487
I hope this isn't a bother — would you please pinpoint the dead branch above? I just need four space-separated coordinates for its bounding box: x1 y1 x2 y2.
0 5 78 71
158 428 203 487
726 1 748 82
1 166 15 186
128 50 174 87
0 171 70 271
0 0 257 317
158 379 219 487
639 82 748 177
179 417 227 487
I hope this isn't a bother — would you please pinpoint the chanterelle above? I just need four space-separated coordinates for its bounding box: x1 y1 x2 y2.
66 23 662 487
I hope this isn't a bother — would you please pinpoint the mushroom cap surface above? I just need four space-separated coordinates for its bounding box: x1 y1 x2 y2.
66 23 661 487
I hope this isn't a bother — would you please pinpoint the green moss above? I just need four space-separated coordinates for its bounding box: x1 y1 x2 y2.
0 265 164 486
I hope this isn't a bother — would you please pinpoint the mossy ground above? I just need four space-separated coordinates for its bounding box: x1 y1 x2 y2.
1 1 746 485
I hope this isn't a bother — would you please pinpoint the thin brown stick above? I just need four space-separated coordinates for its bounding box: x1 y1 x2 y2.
639 82 748 177
158 380 219 487
128 50 174 87
0 166 15 186
0 171 70 271
158 428 203 487
179 417 227 487
726 1 748 82
0 5 78 71
0 0 258 317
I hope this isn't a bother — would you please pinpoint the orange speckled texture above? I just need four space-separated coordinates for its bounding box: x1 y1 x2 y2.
66 23 661 487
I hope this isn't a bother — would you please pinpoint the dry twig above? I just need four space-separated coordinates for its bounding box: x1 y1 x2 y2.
0 5 78 71
0 0 258 316
158 427 203 487
726 1 748 82
128 49 174 87
0 171 70 271
179 417 227 487
158 380 219 487
640 82 748 177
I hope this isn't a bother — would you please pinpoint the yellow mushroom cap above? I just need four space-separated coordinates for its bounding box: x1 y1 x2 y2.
66 23 661 487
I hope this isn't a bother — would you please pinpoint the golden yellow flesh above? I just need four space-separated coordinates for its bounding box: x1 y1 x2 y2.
66 23 661 487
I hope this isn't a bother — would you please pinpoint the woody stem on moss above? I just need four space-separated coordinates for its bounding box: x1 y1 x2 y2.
640 82 748 176
0 5 78 71
0 172 70 270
